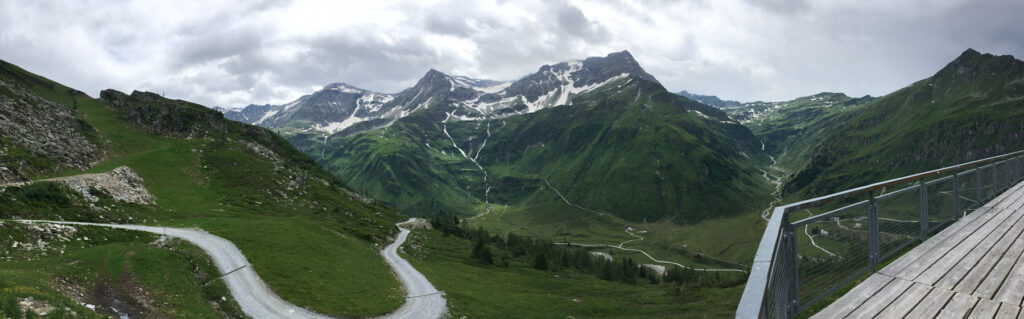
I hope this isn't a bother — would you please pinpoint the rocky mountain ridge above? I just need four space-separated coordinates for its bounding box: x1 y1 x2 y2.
676 90 743 108
221 51 666 139
0 76 101 183
313 56 768 221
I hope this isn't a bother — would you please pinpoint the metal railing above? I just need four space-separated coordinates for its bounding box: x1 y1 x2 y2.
736 150 1024 318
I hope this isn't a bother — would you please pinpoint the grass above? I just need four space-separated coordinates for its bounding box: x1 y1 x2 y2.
0 223 243 318
775 50 1024 197
1 62 408 317
468 187 773 271
403 227 746 318
188 217 404 316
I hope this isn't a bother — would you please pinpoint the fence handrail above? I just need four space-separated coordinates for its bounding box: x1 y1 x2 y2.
780 150 1024 212
736 149 1024 318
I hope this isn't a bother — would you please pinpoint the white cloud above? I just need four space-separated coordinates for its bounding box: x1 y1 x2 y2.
0 0 1021 108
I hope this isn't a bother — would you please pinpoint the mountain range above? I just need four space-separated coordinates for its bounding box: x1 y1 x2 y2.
676 90 743 109
3 43 1023 319
221 51 773 223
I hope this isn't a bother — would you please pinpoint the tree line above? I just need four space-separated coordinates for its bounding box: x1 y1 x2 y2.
430 215 741 288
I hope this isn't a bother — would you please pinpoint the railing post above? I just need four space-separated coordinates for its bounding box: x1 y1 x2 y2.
786 221 800 317
868 191 880 272
952 173 960 220
1004 161 1010 189
919 179 929 239
1018 156 1023 183
995 162 1001 192
994 163 1000 196
997 162 1004 191
976 166 983 207
1015 157 1021 183
1018 156 1023 182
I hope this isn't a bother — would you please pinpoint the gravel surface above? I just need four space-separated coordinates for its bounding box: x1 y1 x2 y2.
16 219 447 319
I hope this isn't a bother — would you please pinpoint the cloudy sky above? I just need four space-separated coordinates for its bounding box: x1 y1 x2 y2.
1 0 1021 108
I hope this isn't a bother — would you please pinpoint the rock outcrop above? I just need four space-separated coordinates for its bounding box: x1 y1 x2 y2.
49 166 155 205
100 89 227 139
0 79 100 183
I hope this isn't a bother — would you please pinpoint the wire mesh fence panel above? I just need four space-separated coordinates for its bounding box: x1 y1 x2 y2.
975 165 991 206
958 170 982 213
1016 156 1024 185
794 202 870 308
737 151 1024 319
1007 160 1015 188
996 161 1008 193
876 186 922 259
982 164 996 202
927 176 955 233
1017 157 1024 184
765 230 797 318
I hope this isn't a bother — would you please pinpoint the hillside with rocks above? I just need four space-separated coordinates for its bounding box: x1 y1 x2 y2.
0 59 410 319
0 70 102 183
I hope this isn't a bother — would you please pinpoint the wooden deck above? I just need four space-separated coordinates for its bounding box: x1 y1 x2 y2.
814 181 1024 318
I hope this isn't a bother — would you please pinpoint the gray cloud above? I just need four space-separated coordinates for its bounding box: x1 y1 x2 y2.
745 0 809 14
556 4 611 43
0 0 1021 108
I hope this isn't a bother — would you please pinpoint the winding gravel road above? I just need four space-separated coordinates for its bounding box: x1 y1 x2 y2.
16 218 446 319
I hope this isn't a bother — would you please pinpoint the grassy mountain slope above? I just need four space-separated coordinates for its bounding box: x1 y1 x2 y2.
740 93 875 170
778 49 1024 195
320 75 771 223
400 223 745 318
0 60 407 317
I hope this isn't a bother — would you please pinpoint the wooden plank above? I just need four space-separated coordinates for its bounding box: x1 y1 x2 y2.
809 274 893 319
968 298 1001 319
994 254 1024 305
947 197 1024 293
923 195 1024 287
972 229 1024 300
982 182 1024 210
996 303 1021 318
916 198 1024 286
905 287 955 318
897 188 1024 281
935 292 979 319
879 206 994 276
845 278 914 319
876 282 933 318
896 206 1011 281
990 190 1024 304
878 182 1024 277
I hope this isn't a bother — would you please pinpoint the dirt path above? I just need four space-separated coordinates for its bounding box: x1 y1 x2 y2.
556 229 747 273
15 219 446 319
801 212 839 258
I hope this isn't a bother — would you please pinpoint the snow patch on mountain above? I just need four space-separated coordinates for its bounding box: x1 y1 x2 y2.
255 109 280 125
313 116 366 134
486 71 630 116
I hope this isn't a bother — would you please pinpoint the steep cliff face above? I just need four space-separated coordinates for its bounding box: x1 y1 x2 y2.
0 78 100 183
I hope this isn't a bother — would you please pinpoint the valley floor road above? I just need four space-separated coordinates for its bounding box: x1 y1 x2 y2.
15 218 446 319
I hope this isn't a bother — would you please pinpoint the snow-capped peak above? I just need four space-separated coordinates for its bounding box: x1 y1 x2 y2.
231 50 657 137
448 75 512 93
324 82 365 94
